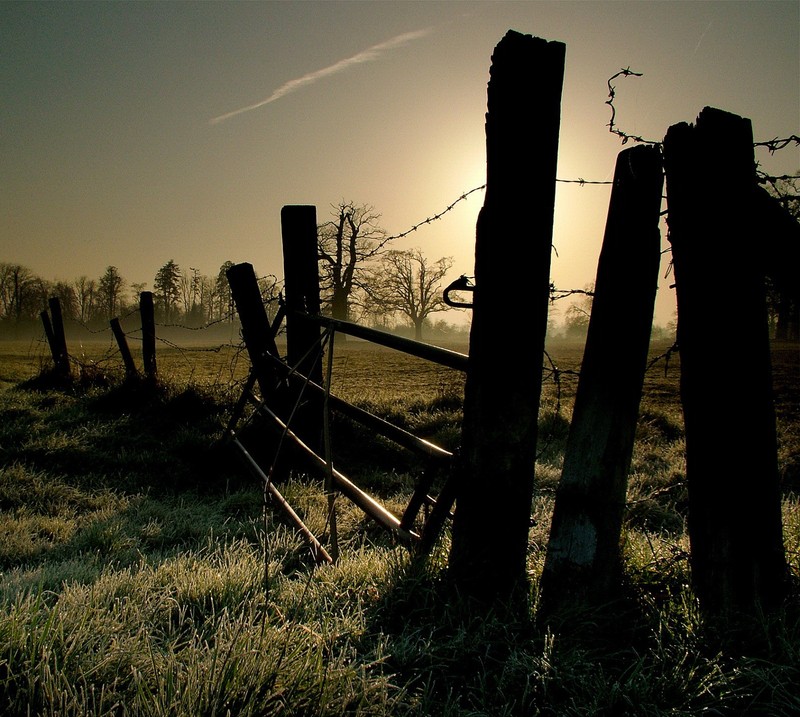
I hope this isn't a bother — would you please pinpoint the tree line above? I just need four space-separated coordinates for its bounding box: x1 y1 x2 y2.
4 188 795 341
0 201 467 341
0 260 241 334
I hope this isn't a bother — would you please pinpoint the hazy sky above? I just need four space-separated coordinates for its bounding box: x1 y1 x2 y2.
2 0 798 327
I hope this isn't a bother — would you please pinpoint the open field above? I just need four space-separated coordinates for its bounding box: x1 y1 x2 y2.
0 336 798 715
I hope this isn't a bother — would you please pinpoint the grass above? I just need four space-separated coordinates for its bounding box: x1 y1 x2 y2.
0 336 798 715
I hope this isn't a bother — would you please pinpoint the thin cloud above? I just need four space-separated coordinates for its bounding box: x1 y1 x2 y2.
210 27 433 125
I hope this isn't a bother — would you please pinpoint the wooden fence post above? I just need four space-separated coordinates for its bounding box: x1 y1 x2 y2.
40 310 57 368
282 205 324 449
662 107 787 620
226 262 285 405
110 317 138 380
449 30 565 606
42 297 70 378
140 291 157 381
538 144 664 618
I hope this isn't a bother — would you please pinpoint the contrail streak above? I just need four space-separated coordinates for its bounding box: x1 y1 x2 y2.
210 27 433 125
691 20 713 57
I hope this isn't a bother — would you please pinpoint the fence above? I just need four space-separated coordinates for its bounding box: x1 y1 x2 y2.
225 258 466 562
220 30 797 624
40 289 163 384
33 29 798 624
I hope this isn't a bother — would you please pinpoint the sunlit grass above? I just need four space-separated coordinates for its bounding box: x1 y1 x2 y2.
0 339 798 715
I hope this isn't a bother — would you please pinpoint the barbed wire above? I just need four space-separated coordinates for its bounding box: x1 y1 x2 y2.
605 67 661 146
549 286 595 303
606 68 800 182
754 135 800 153
383 185 487 242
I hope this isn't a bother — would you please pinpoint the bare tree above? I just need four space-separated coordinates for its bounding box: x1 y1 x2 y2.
51 281 78 321
317 201 390 322
0 263 43 322
562 284 594 339
74 276 97 324
0 263 26 321
366 248 453 340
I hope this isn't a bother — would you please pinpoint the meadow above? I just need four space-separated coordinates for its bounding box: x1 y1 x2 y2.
0 334 798 716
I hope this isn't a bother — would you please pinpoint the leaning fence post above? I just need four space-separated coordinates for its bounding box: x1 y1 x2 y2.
448 30 566 606
226 262 285 406
538 144 664 619
40 310 57 368
663 107 787 620
41 297 70 378
140 291 157 381
282 205 324 449
110 317 138 380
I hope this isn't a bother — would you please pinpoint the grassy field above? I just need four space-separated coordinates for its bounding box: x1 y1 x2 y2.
0 335 798 715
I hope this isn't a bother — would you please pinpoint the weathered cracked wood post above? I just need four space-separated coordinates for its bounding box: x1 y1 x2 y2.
538 144 664 619
449 30 565 607
282 205 324 450
140 291 157 382
663 107 787 622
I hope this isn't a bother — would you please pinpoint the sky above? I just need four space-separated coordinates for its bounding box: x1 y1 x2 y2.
2 0 798 328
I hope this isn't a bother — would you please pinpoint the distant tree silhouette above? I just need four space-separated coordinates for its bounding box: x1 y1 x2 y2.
563 285 594 338
366 248 453 340
153 260 181 322
74 276 97 324
212 261 235 322
764 176 799 341
317 201 391 322
0 263 39 322
97 266 125 320
51 281 78 321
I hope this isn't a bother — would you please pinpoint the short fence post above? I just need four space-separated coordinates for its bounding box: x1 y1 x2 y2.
110 317 138 380
40 310 57 364
663 107 787 620
538 144 664 618
43 297 70 378
282 204 324 449
226 262 285 405
449 30 566 605
140 291 157 382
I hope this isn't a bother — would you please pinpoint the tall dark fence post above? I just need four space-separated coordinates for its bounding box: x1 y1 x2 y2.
110 317 138 380
538 144 664 618
449 30 565 605
226 262 285 404
140 291 157 381
663 107 787 620
282 205 324 448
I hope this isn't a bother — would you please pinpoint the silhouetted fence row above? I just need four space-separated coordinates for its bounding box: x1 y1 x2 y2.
223 30 798 628
41 291 160 382
34 29 798 630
